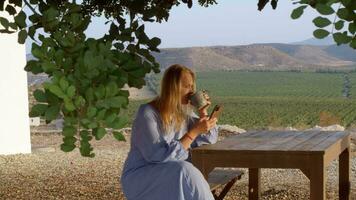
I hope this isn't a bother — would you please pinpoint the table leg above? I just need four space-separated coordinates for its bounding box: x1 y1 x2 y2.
310 156 325 200
248 168 261 200
192 153 213 180
339 146 350 200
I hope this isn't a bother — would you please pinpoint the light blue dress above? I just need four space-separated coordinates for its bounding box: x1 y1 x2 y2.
121 104 219 200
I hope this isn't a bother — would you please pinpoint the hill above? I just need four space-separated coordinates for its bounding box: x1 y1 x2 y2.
153 43 355 71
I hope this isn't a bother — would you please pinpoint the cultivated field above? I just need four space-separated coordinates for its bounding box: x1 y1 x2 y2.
126 71 356 129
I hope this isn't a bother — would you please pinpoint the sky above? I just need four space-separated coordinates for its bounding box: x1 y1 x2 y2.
26 0 321 52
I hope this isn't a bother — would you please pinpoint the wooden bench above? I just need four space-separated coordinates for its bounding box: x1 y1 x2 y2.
208 168 244 200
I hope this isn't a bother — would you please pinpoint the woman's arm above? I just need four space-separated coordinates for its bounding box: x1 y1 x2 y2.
187 115 219 149
179 116 217 150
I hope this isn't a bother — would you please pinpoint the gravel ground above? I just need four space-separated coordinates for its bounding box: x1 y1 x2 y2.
0 131 355 200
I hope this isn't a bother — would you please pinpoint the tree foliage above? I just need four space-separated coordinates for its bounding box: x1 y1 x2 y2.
0 0 355 157
289 0 356 48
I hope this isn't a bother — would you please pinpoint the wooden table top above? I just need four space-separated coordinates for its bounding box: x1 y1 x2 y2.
194 130 350 155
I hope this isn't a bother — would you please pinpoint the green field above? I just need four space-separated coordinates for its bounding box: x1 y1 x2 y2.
125 71 356 129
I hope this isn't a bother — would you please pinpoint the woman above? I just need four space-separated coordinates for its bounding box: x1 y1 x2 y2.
121 64 219 200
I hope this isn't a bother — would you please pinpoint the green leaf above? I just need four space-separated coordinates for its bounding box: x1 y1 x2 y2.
34 89 47 102
312 17 331 28
350 38 356 49
25 60 43 74
63 136 77 144
97 96 128 108
41 61 56 73
341 0 351 6
337 8 351 20
105 113 117 124
45 105 60 120
79 139 94 157
129 67 146 78
60 143 76 152
94 127 106 140
313 29 330 39
150 37 161 47
334 20 344 31
31 43 45 59
5 5 16 15
64 117 77 126
333 32 352 45
30 104 48 117
80 130 92 142
14 11 26 28
110 116 128 129
59 77 69 91
315 3 334 15
0 17 9 29
118 90 130 98
48 85 66 99
64 98 76 111
74 96 86 108
86 106 97 118
17 29 27 44
113 131 126 141
85 88 95 102
43 7 59 21
348 23 356 34
66 86 76 98
8 22 17 30
105 81 118 98
0 1 4 11
87 121 98 129
9 0 22 7
291 5 307 19
62 126 76 137
94 85 105 99
96 109 106 120
80 119 91 127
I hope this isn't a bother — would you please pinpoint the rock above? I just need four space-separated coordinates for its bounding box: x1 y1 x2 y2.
55 119 64 130
218 124 246 134
29 117 40 126
32 147 56 153
307 124 345 131
285 126 298 131
350 131 356 140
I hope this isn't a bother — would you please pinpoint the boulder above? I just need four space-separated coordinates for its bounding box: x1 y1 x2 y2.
218 124 246 134
307 124 345 131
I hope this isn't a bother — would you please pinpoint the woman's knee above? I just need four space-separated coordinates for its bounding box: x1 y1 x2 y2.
171 161 196 172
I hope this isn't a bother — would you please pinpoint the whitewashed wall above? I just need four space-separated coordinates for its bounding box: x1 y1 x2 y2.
0 12 31 155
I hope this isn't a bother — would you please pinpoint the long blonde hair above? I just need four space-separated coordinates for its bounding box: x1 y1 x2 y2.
153 64 196 133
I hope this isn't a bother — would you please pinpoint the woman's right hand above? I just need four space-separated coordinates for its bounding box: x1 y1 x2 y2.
191 117 218 136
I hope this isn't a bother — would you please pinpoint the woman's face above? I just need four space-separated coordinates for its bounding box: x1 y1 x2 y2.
180 72 194 105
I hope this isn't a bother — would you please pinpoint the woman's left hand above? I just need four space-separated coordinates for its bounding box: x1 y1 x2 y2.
198 91 211 118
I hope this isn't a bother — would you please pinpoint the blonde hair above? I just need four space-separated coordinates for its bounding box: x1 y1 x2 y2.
153 64 196 133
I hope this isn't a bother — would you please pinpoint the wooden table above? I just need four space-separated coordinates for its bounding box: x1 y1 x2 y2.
192 130 351 200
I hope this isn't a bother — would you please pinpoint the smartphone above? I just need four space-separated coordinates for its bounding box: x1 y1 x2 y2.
209 105 223 120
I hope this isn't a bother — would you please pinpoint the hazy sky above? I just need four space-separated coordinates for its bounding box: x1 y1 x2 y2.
86 0 320 48
26 1 321 52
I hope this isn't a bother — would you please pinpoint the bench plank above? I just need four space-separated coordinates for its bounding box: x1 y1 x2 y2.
208 168 244 191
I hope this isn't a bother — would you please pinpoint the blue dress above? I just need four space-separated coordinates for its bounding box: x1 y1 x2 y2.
121 104 219 200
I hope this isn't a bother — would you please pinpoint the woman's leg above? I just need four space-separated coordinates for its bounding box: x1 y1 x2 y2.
122 161 214 200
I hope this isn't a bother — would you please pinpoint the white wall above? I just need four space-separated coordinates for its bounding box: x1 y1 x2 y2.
0 12 31 155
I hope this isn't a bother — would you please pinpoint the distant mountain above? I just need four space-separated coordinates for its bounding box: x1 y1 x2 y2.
292 36 334 46
322 44 356 62
153 43 355 71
